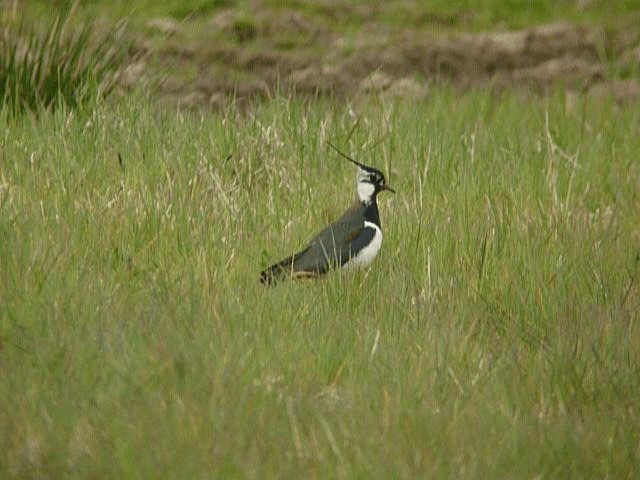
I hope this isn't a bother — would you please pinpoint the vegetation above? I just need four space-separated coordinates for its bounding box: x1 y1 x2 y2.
1 1 640 478
2 90 639 478
0 9 128 115
25 0 640 30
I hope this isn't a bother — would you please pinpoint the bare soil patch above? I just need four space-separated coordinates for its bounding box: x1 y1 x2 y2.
133 9 640 106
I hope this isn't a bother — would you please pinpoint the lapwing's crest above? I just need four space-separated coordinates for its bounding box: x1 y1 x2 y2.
260 143 394 285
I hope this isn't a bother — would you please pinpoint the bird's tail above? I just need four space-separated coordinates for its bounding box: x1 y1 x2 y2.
260 254 296 285
260 248 317 285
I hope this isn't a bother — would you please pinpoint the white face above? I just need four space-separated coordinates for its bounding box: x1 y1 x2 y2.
356 168 376 204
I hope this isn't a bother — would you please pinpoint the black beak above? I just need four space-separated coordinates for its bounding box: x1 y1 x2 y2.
382 185 396 194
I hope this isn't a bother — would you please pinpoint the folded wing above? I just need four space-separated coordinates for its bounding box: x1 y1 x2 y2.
260 202 366 284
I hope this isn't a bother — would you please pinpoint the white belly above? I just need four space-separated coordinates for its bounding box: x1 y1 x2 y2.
343 221 383 270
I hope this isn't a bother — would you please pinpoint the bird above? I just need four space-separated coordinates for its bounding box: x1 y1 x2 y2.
260 142 395 285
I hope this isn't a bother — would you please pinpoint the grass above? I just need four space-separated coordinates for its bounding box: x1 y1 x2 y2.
27 0 640 31
0 9 128 115
1 88 639 478
3 1 640 477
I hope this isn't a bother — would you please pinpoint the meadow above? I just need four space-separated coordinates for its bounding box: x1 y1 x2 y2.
2 1 640 478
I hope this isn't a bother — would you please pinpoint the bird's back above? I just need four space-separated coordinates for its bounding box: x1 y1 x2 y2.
260 200 366 283
292 200 366 272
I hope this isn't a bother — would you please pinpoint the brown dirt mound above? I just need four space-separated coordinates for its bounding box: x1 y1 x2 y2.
132 19 640 106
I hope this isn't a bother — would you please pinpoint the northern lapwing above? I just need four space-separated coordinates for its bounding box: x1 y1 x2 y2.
260 143 395 285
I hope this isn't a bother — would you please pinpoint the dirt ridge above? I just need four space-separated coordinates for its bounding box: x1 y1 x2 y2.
133 19 640 106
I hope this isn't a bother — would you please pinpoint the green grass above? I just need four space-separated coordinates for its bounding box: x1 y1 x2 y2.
29 0 640 31
23 0 234 23
0 10 128 115
1 89 639 478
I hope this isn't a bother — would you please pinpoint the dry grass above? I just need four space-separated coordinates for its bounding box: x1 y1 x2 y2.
1 89 639 477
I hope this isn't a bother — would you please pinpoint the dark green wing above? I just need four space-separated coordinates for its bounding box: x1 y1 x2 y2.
259 201 366 284
291 202 366 274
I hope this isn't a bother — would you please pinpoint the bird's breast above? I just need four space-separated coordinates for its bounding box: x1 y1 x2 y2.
343 221 383 270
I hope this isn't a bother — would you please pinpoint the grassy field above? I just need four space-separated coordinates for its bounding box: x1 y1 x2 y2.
2 89 639 478
2 0 640 478
27 0 640 29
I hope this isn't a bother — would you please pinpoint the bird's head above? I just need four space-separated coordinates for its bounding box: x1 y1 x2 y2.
355 164 394 204
328 142 395 205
